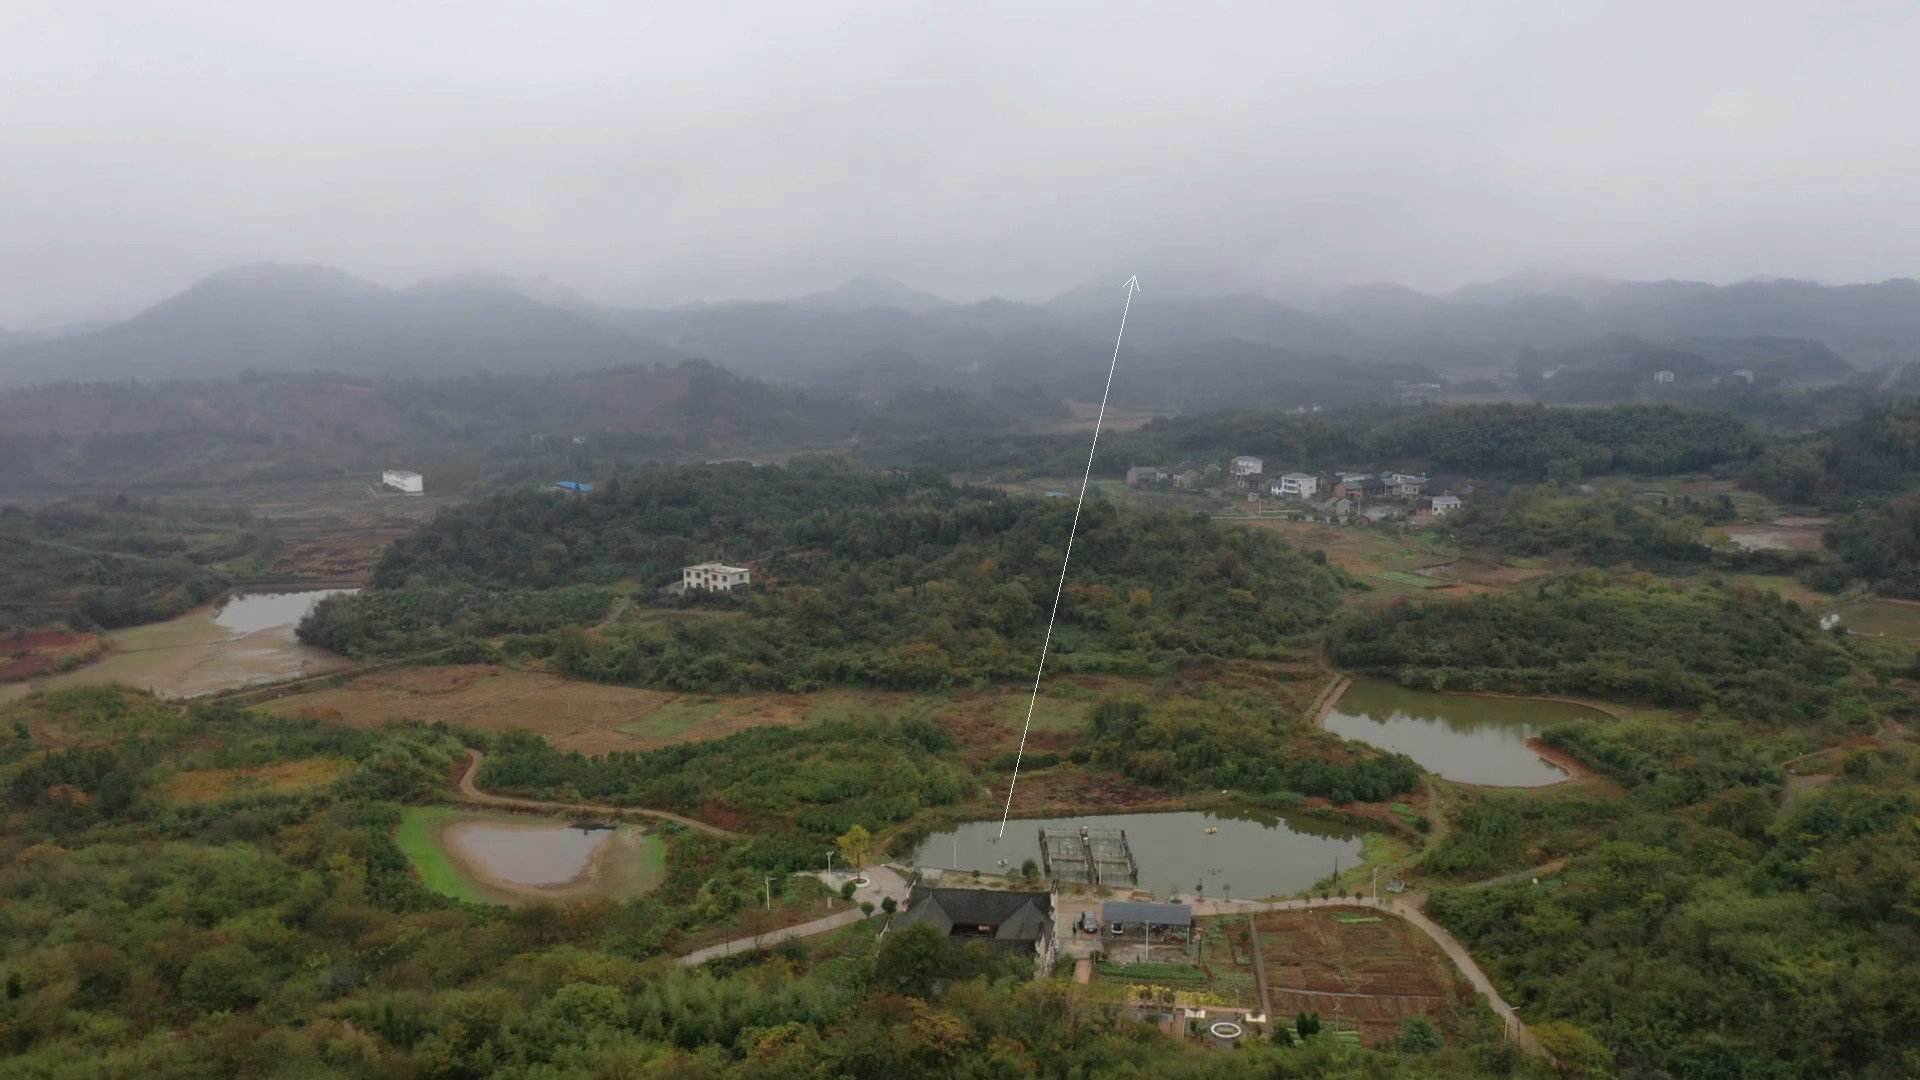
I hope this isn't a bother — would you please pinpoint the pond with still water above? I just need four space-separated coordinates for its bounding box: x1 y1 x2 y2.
397 807 666 906
914 809 1364 900
1322 679 1601 786
2 589 354 702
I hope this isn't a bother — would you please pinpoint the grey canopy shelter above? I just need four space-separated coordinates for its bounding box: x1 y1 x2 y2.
1101 900 1194 955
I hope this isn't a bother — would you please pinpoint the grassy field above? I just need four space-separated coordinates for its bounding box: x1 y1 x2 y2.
1373 570 1451 590
394 805 488 903
165 757 354 803
1837 599 1920 640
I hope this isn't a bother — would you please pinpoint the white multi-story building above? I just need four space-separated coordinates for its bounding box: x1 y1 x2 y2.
1231 456 1263 477
1380 472 1428 497
682 562 751 592
382 469 424 495
1270 472 1319 499
1430 495 1463 516
1654 370 1676 384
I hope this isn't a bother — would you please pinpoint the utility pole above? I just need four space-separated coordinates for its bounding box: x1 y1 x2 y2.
765 876 773 911
1372 867 1379 904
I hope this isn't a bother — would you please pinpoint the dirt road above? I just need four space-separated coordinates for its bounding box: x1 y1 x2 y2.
455 749 742 838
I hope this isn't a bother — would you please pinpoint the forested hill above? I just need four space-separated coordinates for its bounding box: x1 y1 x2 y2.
305 459 1352 689
866 402 1763 483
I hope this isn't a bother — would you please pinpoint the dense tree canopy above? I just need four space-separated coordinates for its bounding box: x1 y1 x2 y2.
1450 485 1726 567
0 498 272 631
306 459 1352 691
868 402 1762 484
1328 578 1867 724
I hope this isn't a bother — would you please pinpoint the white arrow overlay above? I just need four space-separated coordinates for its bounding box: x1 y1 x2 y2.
997 275 1139 838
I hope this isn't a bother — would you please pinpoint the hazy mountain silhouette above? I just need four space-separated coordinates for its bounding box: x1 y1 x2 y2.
6 264 1917 410
793 275 953 314
0 263 680 385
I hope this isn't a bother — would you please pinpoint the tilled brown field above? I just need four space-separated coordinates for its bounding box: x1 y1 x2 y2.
1250 907 1461 1044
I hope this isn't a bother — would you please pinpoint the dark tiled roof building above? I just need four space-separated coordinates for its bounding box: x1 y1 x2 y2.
895 887 1056 961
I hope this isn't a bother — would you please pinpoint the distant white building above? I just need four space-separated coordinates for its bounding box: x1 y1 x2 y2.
1654 370 1676 384
683 562 751 592
1270 472 1319 499
1380 472 1428 497
1430 495 1463 516
382 469 424 495
1731 368 1755 384
1231 456 1264 477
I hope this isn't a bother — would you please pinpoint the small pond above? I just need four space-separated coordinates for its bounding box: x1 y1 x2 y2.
212 589 355 634
3 588 355 701
399 807 666 905
442 820 614 886
914 809 1364 901
1322 679 1599 786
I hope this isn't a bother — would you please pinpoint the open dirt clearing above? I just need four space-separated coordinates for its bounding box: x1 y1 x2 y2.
262 665 795 753
269 664 1145 755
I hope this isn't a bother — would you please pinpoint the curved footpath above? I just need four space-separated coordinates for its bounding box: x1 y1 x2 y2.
454 749 742 838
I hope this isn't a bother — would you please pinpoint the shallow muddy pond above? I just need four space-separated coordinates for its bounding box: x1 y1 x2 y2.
443 821 615 886
1323 679 1599 786
1 589 354 702
400 807 665 905
914 809 1364 900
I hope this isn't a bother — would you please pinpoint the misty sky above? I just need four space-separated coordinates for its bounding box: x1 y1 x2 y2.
3 1 1917 325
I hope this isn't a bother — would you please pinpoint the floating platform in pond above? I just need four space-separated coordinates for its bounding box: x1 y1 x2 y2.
1038 825 1138 888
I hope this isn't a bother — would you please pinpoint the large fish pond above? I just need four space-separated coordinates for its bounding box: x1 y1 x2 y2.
914 810 1366 901
1322 679 1602 786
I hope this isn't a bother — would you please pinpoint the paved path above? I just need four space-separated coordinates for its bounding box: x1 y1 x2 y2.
677 866 912 967
455 749 742 838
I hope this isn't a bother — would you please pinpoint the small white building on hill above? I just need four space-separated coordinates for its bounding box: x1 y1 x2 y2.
683 562 751 592
1231 456 1263 477
382 469 424 495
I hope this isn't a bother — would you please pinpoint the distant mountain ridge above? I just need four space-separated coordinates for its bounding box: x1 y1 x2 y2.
0 263 682 386
5 263 1917 409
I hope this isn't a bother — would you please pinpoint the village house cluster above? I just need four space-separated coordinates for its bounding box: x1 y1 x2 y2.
1126 456 1465 524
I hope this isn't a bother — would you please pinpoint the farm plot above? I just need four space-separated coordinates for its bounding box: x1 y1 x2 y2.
1252 906 1461 1046
1082 923 1262 1010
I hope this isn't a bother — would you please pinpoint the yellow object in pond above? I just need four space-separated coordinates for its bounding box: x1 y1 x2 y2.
1204 826 1217 834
